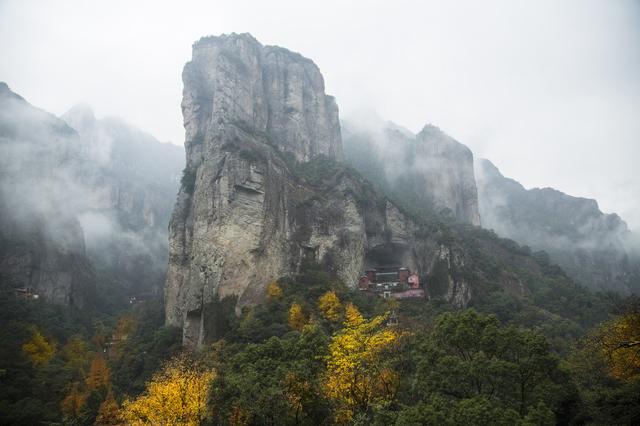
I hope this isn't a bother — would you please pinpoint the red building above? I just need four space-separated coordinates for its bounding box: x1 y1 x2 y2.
358 267 425 299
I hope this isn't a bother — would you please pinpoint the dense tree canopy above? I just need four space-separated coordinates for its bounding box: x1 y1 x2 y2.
1 267 639 425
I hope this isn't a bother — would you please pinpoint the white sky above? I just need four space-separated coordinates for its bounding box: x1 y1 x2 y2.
1 0 639 230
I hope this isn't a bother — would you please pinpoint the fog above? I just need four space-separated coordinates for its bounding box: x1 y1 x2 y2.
1 0 639 229
0 87 183 297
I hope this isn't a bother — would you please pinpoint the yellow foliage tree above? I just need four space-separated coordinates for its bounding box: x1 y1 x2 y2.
343 303 365 328
121 355 215 425
95 390 122 426
323 308 401 422
86 354 110 391
266 281 283 300
288 302 307 331
597 310 640 381
22 327 56 367
61 381 87 419
318 291 342 322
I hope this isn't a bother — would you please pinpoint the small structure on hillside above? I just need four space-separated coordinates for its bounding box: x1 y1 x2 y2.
358 266 425 299
129 293 155 305
15 287 39 300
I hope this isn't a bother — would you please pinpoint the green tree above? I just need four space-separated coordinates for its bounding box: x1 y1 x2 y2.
412 310 560 419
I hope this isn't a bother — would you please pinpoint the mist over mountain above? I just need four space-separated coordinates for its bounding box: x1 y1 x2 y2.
342 114 640 295
62 103 184 297
0 82 184 308
1 14 639 422
0 82 95 306
342 118 480 225
160 34 633 352
476 158 640 294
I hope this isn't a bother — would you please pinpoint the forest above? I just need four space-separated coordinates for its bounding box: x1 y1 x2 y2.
1 262 639 425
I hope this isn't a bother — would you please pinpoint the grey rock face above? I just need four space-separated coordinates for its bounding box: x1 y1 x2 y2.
168 33 347 345
409 125 481 226
182 33 341 163
342 121 481 225
165 34 473 347
476 158 640 293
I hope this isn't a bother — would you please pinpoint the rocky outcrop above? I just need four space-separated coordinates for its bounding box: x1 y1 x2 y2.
408 125 481 226
181 33 341 163
165 34 473 346
166 34 348 345
476 158 640 293
342 121 481 226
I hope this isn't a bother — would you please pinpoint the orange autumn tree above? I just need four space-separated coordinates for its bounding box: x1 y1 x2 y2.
86 354 111 391
61 381 88 420
323 303 402 422
121 354 215 425
318 291 342 322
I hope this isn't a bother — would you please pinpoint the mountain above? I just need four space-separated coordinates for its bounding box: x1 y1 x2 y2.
0 82 184 308
343 120 481 225
165 34 599 347
476 158 640 293
342 117 640 294
62 104 184 297
0 83 96 307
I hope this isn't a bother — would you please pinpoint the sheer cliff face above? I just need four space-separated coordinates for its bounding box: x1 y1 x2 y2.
342 121 481 226
165 34 474 346
181 34 341 164
408 125 481 226
166 34 344 345
476 158 640 293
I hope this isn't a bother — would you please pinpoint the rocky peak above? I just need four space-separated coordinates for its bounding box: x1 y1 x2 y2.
0 81 22 100
166 35 488 347
412 124 480 225
342 120 481 226
182 32 342 163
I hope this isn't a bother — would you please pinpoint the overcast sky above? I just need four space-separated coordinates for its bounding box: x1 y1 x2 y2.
1 0 639 230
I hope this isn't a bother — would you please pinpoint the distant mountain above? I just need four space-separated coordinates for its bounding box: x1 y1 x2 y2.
62 104 184 297
476 158 640 293
0 82 95 306
343 117 640 294
342 120 481 225
0 82 184 308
